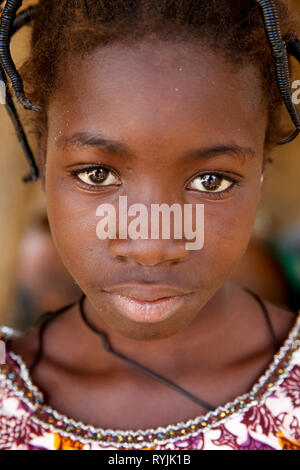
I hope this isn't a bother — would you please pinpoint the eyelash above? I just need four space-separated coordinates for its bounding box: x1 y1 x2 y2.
70 165 121 190
186 171 239 199
69 165 240 197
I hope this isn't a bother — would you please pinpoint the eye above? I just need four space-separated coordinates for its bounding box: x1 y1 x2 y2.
73 166 121 187
187 172 237 195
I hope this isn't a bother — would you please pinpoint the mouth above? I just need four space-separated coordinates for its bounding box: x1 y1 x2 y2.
103 283 193 323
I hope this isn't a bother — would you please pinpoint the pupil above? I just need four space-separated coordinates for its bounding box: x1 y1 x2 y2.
89 168 107 183
202 174 221 191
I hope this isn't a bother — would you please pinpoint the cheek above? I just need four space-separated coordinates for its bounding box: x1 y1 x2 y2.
46 208 104 288
45 173 108 288
189 191 260 288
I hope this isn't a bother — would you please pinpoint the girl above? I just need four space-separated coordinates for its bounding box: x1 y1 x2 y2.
0 0 300 451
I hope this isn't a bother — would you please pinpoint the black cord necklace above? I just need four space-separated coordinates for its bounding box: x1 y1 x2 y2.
78 292 216 412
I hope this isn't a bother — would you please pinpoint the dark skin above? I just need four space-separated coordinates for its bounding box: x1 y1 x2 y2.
8 38 296 430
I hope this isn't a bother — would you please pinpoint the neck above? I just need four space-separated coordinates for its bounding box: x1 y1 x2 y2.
75 280 240 374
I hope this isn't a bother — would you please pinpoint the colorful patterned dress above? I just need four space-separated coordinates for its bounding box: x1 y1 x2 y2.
1 311 300 451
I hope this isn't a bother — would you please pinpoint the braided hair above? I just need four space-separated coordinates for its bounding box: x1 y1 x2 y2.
0 0 300 182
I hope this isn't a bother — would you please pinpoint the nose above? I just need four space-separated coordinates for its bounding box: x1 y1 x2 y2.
109 238 189 266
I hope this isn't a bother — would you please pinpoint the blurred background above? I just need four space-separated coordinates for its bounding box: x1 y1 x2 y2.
0 0 299 332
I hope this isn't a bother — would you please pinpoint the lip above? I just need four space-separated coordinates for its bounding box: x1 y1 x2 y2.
103 283 191 301
103 283 193 323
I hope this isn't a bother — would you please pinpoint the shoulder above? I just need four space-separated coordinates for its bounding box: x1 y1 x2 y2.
0 327 31 420
0 323 40 372
0 325 23 340
262 299 299 346
234 280 299 344
0 304 78 373
232 282 299 353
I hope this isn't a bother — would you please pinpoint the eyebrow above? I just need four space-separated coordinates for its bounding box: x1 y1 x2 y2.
56 131 256 162
56 132 132 157
183 144 256 162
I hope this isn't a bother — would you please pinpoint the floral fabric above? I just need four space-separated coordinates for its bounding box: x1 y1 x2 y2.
0 316 300 451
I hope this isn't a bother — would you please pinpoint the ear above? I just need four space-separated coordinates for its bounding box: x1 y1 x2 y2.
36 132 48 192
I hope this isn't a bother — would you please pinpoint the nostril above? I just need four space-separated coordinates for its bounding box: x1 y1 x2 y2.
116 255 127 262
109 239 189 266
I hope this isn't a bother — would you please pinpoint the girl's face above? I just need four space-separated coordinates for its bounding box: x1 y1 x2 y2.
43 39 268 341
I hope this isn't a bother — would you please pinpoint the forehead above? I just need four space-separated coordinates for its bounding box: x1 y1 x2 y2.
48 38 267 148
